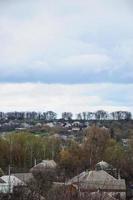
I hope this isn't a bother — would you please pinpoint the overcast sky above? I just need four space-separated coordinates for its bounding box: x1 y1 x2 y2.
0 0 133 115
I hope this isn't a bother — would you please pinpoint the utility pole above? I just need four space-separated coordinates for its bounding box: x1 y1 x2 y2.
34 158 37 166
51 140 54 160
9 136 12 167
8 136 12 193
30 145 33 167
8 165 11 193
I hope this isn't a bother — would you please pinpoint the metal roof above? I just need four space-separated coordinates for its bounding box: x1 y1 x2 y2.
30 160 57 171
67 170 126 192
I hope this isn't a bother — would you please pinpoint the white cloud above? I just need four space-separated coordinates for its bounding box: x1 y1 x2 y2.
0 83 132 116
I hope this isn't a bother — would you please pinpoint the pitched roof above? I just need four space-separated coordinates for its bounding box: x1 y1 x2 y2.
0 178 5 183
30 160 57 171
13 173 34 183
1 175 24 186
67 170 126 191
96 161 110 167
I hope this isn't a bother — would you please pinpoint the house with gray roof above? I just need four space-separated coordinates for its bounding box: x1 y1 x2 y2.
67 170 126 200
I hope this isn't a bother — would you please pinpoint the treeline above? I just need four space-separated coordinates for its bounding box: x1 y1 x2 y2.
0 132 61 173
0 110 132 121
76 110 132 121
0 111 57 121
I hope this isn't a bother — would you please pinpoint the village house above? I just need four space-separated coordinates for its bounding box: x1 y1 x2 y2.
0 175 24 193
66 161 126 200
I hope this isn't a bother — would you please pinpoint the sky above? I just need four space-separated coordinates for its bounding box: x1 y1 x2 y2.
0 0 133 115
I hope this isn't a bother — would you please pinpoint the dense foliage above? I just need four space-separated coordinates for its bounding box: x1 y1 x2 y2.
0 125 133 181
